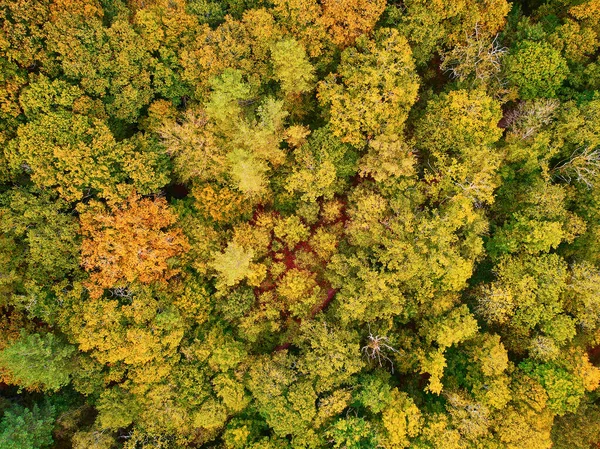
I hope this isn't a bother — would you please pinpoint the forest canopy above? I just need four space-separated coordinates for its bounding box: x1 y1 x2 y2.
2 0 600 448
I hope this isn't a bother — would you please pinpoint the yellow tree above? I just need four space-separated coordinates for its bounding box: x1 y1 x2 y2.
271 0 332 61
159 108 227 183
317 28 419 147
270 37 316 96
319 0 386 48
398 0 511 65
415 89 503 205
6 111 170 203
181 9 283 100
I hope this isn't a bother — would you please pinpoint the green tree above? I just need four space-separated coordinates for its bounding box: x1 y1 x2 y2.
325 417 377 449
0 188 82 318
0 332 76 392
295 320 364 393
285 127 358 202
520 360 586 415
504 40 569 99
0 403 55 449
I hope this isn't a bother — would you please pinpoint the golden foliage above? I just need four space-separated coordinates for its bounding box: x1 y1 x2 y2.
192 183 253 223
320 0 386 47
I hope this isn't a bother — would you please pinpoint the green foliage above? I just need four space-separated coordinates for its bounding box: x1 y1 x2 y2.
505 40 569 99
325 417 377 449
520 361 585 415
0 403 55 449
0 188 81 316
286 127 358 202
0 332 76 392
296 321 364 393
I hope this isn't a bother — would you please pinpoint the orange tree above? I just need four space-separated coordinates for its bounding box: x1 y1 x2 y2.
79 194 189 298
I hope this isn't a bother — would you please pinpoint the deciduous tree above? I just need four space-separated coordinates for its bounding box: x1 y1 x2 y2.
80 194 189 297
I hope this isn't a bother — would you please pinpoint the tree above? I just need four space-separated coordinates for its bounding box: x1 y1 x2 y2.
397 0 510 65
317 28 419 147
459 334 512 409
476 253 572 355
276 268 322 318
180 9 283 100
0 188 82 318
358 134 416 183
412 413 464 449
286 127 358 202
486 181 584 257
270 38 316 95
380 390 423 449
245 352 310 439
18 75 84 120
271 0 332 62
494 404 554 449
319 0 386 48
325 416 377 449
520 360 586 416
440 28 507 85
211 242 259 287
66 287 186 386
131 0 197 102
0 403 55 449
45 2 155 122
552 402 600 449
296 321 364 393
504 40 569 99
159 108 227 183
0 0 51 71
421 305 479 350
564 262 600 331
0 332 76 392
80 194 189 297
415 89 503 205
6 111 169 203
191 183 254 224
0 0 52 132
228 148 270 197
71 430 117 449
202 70 289 197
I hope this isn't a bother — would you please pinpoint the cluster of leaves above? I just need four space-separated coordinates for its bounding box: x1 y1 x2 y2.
1 0 600 448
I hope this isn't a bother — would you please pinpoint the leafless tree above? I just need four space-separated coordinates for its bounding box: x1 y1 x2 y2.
361 326 399 373
504 99 559 140
552 146 600 189
110 286 133 299
441 24 507 82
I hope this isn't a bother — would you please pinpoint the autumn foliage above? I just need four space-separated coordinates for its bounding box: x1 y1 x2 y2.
80 194 189 298
2 1 600 448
